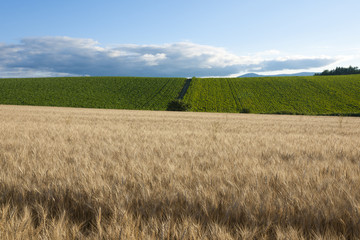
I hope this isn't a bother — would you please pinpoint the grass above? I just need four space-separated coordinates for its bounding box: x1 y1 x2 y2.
0 77 186 110
184 75 360 115
1 105 360 239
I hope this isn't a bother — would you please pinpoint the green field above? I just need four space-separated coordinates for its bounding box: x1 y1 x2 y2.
184 75 360 115
0 77 185 110
1 75 360 115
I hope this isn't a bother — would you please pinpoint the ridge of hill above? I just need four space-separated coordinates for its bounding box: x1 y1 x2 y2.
238 72 316 78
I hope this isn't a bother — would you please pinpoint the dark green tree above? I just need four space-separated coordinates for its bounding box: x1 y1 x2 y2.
166 100 191 111
315 66 360 76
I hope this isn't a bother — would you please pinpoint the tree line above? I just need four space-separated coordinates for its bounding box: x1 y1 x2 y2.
315 66 360 76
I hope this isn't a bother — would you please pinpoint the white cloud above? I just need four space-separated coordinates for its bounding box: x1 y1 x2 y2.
0 66 78 78
141 53 167 66
0 36 338 78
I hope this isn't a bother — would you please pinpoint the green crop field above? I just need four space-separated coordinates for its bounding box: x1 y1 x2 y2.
1 75 360 115
0 77 185 110
184 75 360 115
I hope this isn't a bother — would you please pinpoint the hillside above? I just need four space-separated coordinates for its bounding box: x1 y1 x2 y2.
1 75 360 115
184 75 360 115
238 72 316 78
0 77 185 110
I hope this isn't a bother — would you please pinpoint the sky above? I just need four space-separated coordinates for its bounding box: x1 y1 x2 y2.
1 0 360 78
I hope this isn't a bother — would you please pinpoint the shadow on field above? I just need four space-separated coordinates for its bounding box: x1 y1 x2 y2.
0 183 112 235
126 191 360 238
1 182 359 238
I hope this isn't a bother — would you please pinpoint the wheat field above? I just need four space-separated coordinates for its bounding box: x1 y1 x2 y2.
0 105 360 239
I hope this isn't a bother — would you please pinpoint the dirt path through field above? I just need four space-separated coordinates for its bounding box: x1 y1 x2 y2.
177 77 192 99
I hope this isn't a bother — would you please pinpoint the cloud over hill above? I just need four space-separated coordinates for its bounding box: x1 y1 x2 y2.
0 37 336 78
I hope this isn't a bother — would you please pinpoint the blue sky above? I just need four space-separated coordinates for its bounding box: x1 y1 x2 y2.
1 0 360 77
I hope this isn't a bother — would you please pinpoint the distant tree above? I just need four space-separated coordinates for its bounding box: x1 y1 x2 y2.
166 100 190 111
315 66 360 76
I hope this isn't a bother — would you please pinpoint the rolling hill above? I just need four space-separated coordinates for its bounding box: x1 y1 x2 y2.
1 75 360 115
238 72 316 78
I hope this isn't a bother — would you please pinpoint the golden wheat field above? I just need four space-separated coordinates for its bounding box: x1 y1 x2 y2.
0 105 360 239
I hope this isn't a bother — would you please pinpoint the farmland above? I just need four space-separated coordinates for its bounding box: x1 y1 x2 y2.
0 77 185 110
1 75 360 115
184 75 360 115
1 105 360 239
